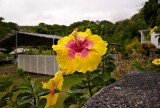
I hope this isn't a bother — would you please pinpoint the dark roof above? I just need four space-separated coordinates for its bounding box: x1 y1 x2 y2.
0 32 62 47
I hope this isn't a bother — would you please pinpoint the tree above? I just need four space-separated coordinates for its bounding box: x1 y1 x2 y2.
143 0 159 27
68 20 98 34
0 17 18 39
0 17 4 22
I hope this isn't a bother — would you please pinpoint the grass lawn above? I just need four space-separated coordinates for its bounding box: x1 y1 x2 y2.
0 64 84 108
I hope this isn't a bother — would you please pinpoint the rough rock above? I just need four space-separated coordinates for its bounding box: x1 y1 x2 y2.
83 71 160 108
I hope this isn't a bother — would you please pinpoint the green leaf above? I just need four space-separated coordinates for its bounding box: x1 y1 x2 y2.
39 98 47 108
70 104 80 108
73 93 84 97
102 55 115 61
91 77 105 87
17 92 33 104
11 86 19 92
37 89 50 96
69 83 87 94
107 78 116 85
0 79 13 91
30 79 36 87
82 80 87 85
2 92 12 100
91 69 102 74
0 78 6 84
33 82 42 92
0 86 7 91
64 95 87 108
70 83 86 90
3 80 13 88
30 105 39 108
69 89 86 94
73 72 84 77
102 71 111 81
17 84 31 90
105 65 116 73
78 97 88 107
0 100 7 107
17 103 32 108
106 61 116 68
64 96 76 108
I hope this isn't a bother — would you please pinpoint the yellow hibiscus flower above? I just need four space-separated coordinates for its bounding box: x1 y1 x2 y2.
152 58 160 65
41 71 63 108
52 28 108 74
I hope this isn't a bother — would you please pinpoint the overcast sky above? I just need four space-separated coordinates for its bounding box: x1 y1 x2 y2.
0 0 148 26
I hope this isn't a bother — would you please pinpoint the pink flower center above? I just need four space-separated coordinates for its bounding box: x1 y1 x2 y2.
66 37 93 58
50 86 55 96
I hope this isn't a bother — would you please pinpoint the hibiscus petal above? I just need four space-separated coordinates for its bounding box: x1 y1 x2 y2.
41 71 63 108
75 50 101 73
44 93 59 108
86 35 108 55
52 28 108 74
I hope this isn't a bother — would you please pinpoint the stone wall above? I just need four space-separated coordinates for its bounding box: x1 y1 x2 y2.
83 71 160 108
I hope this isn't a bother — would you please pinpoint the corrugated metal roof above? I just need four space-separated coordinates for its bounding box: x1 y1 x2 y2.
18 32 62 39
0 32 62 47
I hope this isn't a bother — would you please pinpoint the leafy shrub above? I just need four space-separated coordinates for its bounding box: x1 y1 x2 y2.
125 37 143 56
63 54 116 108
0 67 49 108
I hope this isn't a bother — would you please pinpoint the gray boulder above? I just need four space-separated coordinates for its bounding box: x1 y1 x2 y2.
83 71 160 108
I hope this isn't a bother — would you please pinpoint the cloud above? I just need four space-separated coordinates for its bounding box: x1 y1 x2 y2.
0 0 148 26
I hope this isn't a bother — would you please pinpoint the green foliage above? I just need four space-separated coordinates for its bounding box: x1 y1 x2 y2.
26 47 53 55
125 37 143 56
0 4 149 52
0 13 147 52
143 0 159 27
132 58 144 71
0 17 18 39
112 14 147 44
17 18 146 47
158 25 160 31
151 64 160 72
63 54 116 107
0 67 49 108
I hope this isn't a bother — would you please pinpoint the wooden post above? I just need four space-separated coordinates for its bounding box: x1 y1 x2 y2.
15 31 18 64
52 38 55 55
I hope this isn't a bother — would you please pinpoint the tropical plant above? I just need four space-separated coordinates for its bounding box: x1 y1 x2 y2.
53 28 116 107
0 67 64 108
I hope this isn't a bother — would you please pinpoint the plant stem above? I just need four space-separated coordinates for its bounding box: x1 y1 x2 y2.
8 92 14 108
86 72 92 97
21 75 28 84
29 81 36 105
21 75 37 105
102 56 105 73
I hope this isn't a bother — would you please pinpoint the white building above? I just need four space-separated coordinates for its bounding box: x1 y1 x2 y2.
139 30 160 49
